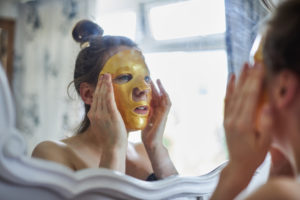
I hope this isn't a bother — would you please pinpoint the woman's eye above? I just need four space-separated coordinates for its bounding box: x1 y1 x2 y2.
114 74 132 84
145 76 151 83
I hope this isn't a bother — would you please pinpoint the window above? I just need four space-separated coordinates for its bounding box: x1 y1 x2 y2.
96 11 136 40
145 50 227 175
96 0 228 176
149 0 226 40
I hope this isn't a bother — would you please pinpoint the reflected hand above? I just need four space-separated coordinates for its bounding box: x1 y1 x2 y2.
87 73 127 150
141 79 177 178
142 79 171 149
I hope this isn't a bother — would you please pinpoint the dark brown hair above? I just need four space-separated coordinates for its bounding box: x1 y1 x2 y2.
71 19 137 133
263 0 300 77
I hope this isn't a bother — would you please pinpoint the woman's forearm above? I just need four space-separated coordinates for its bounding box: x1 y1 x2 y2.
210 163 255 200
145 143 178 179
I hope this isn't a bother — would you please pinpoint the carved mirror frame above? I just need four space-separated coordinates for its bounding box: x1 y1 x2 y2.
0 0 273 199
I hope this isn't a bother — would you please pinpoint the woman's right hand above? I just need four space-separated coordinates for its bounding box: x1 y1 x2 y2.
211 63 272 200
87 73 127 171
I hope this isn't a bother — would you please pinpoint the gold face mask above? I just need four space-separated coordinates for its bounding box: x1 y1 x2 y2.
99 49 152 131
250 34 264 64
250 34 268 131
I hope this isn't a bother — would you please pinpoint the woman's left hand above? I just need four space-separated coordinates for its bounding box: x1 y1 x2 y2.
141 79 178 179
142 79 171 149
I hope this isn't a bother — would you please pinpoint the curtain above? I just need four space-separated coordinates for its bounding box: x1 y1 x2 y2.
12 0 97 155
225 0 268 76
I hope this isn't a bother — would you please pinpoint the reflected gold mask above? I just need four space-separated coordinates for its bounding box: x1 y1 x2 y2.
250 35 268 130
99 49 152 131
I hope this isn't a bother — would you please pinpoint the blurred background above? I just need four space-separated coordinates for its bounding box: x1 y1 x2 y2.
0 0 268 176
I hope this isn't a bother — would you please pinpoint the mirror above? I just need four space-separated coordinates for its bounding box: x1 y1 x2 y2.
0 0 272 199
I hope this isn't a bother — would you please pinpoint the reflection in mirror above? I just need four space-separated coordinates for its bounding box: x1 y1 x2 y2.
0 0 275 199
2 0 230 178
1 0 274 185
97 0 228 176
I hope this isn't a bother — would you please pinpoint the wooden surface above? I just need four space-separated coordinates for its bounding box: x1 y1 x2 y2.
0 18 15 84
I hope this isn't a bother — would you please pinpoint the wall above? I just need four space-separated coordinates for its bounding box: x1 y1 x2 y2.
8 0 97 154
0 0 18 19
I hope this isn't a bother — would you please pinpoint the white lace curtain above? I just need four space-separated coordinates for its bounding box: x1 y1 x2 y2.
225 0 268 75
12 0 97 154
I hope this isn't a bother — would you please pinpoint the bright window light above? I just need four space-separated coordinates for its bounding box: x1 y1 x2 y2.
149 0 226 40
144 50 228 176
97 11 136 40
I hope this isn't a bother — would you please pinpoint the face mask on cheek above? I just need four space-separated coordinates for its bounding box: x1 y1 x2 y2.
99 49 152 131
250 34 269 131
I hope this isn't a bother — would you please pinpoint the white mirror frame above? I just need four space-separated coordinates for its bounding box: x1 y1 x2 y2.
0 63 270 200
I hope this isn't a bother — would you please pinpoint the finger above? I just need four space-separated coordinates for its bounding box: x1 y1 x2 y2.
157 79 168 105
229 63 249 117
150 80 160 99
92 74 104 113
157 79 168 96
99 73 109 113
106 74 119 115
236 63 250 92
150 80 160 107
224 73 236 118
231 64 264 130
157 79 170 104
239 63 265 123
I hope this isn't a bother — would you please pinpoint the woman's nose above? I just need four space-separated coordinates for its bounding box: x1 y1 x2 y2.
132 86 150 102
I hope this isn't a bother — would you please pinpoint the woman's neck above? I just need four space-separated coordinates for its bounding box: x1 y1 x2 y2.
284 111 300 175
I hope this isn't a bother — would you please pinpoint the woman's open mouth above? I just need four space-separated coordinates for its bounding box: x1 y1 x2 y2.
134 106 149 115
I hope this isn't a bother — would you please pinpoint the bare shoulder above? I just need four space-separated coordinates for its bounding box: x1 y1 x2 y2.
246 177 300 200
31 140 75 169
32 140 66 158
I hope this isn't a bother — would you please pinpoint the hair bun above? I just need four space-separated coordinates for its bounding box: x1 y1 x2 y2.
72 19 104 44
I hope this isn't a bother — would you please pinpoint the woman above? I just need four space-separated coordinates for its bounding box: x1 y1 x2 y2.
32 20 178 181
211 0 300 199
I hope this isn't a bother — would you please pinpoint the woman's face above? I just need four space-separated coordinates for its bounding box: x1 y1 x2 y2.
99 48 152 131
